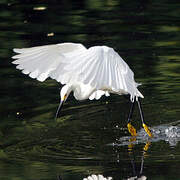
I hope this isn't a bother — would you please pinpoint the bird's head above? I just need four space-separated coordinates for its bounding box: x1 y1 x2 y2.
55 84 72 120
60 84 72 102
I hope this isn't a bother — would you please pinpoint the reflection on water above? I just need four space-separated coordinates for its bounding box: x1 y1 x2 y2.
82 174 112 180
82 174 147 180
0 0 180 180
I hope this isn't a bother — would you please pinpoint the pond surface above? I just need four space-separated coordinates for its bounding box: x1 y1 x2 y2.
0 0 180 179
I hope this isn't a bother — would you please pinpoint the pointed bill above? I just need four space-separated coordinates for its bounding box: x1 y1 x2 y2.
55 100 64 120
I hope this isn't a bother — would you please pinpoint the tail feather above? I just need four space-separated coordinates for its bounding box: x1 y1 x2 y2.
136 89 144 98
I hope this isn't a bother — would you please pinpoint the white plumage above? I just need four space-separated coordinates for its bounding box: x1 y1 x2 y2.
83 174 112 180
82 174 146 180
12 42 143 102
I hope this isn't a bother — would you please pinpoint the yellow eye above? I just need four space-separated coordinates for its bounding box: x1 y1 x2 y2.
62 94 67 101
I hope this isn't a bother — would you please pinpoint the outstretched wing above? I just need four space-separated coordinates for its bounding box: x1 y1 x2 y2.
12 43 87 82
63 46 142 99
12 43 143 100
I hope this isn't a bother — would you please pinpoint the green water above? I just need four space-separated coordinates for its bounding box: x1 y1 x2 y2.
0 0 180 179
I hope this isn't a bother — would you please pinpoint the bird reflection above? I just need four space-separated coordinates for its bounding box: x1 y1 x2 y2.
57 174 112 180
56 123 180 180
125 138 150 180
57 139 150 180
83 174 112 180
113 137 150 180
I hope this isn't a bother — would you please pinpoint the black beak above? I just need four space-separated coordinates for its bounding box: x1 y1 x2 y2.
55 100 64 120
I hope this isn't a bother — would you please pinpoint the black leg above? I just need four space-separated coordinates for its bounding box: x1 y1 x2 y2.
127 100 137 136
127 101 135 123
139 154 144 176
57 175 62 180
137 99 145 124
137 99 153 137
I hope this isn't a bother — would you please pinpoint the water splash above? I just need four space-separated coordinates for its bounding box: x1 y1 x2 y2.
111 120 180 147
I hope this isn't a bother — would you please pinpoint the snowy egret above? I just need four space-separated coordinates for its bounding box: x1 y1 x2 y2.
12 42 152 137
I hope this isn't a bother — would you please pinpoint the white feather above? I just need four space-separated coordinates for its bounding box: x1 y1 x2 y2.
83 175 112 180
12 43 143 100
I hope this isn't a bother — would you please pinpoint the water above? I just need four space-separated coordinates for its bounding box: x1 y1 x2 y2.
0 0 180 179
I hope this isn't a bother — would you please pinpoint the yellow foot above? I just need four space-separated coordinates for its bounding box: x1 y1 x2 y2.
127 123 137 136
143 123 153 137
128 137 137 152
143 141 151 152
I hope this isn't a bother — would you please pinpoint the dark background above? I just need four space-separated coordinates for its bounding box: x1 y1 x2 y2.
0 0 180 179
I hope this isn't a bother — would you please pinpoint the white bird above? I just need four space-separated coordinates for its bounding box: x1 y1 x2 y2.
12 42 152 137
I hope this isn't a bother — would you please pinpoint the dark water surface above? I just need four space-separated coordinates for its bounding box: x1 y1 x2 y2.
0 0 180 179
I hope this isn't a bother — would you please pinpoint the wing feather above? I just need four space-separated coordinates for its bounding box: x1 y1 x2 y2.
102 54 109 89
88 57 101 87
97 58 105 89
64 46 141 98
12 43 87 82
108 59 113 87
12 43 142 99
80 52 100 85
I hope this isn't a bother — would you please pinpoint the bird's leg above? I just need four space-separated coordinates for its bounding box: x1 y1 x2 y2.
137 99 153 137
57 175 62 180
127 101 137 136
